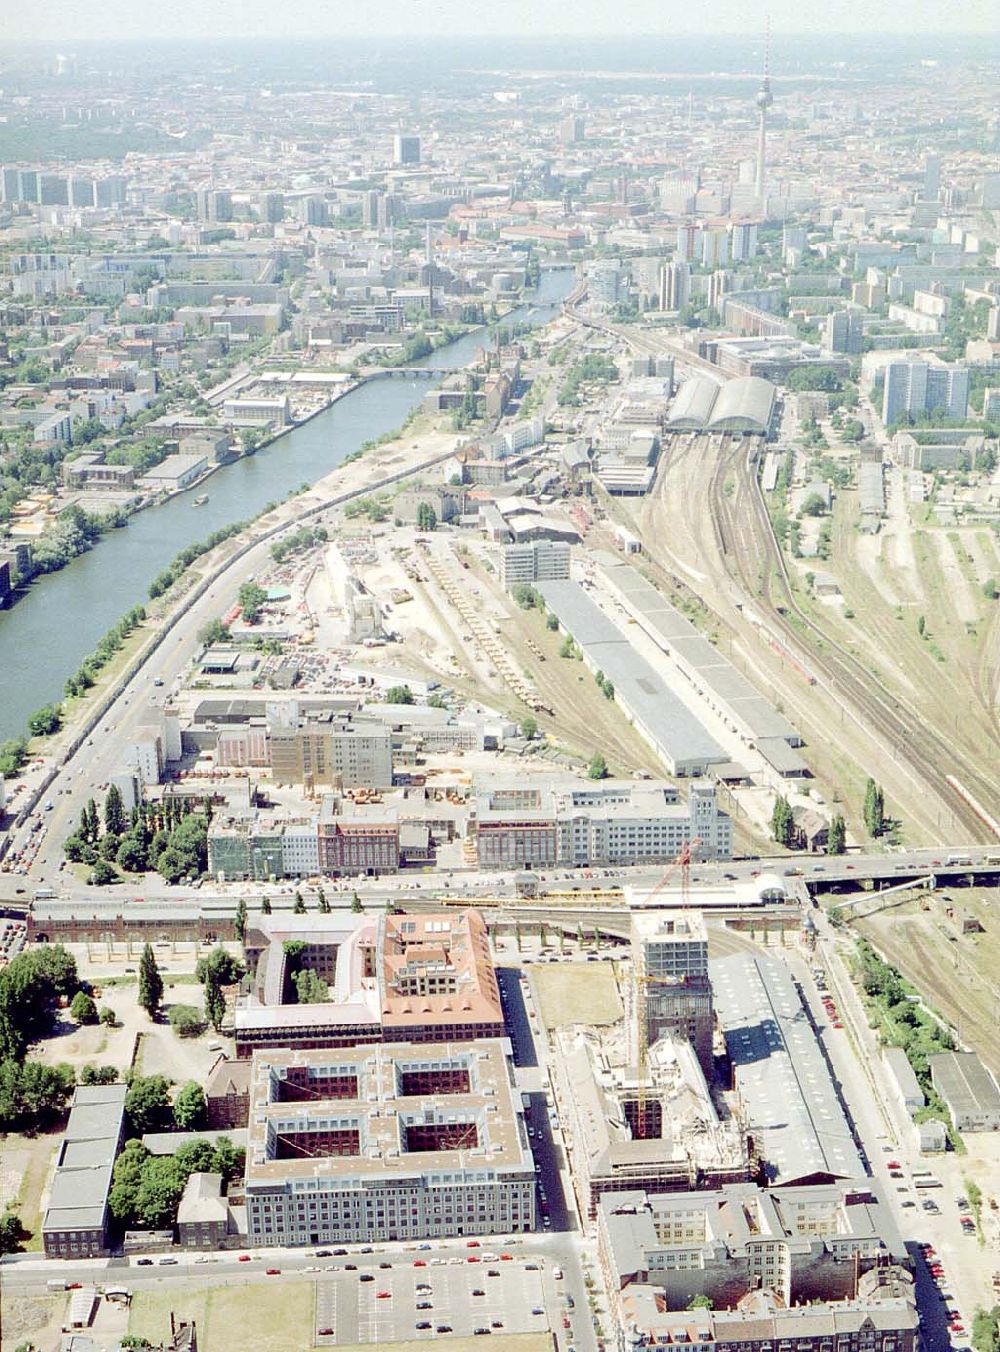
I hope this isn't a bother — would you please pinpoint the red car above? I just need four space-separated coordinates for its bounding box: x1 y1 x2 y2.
500 1253 513 1261
562 1318 572 1330
467 1256 481 1263
377 1291 391 1300
886 1161 901 1170
266 1268 281 1276
238 1254 251 1262
413 1260 427 1267
466 1240 480 1247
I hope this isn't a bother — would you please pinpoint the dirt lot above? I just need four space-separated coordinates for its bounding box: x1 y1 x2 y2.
130 1279 315 1352
0 1290 62 1352
854 887 1000 1074
529 962 623 1029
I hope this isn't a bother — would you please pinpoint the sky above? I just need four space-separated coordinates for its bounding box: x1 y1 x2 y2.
7 0 1000 43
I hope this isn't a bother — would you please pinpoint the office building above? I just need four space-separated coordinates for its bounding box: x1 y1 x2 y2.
498 539 571 591
244 1039 534 1247
882 357 969 425
599 1179 908 1312
658 260 690 312
473 779 732 871
261 192 284 223
617 1270 919 1352
196 189 233 223
235 909 505 1058
42 1084 127 1257
561 115 585 144
267 707 393 789
393 134 421 165
825 308 865 355
632 911 712 1072
923 154 942 201
729 220 758 262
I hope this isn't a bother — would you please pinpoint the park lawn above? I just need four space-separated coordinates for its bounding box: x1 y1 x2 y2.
530 963 622 1030
129 1279 313 1352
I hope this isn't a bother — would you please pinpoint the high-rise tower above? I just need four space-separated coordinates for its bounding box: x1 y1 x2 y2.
753 20 773 206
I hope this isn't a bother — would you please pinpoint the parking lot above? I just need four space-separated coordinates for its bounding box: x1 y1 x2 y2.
314 1254 551 1343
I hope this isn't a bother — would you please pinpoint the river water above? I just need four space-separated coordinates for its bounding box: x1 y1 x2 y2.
0 270 574 739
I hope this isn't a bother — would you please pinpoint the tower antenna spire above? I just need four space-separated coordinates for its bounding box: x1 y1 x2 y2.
754 15 774 207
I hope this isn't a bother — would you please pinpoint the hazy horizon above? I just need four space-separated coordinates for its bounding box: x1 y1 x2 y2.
6 0 999 43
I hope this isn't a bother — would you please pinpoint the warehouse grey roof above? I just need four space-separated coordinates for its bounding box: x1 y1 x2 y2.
538 579 726 776
929 1051 1000 1114
707 376 776 433
666 376 720 429
710 953 863 1184
42 1083 126 1237
600 562 801 747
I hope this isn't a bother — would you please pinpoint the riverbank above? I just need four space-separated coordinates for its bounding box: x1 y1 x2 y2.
0 269 576 738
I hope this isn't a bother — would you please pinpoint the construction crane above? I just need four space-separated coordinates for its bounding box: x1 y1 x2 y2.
641 835 702 908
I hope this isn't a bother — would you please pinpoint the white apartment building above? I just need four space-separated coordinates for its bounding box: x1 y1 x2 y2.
498 539 571 591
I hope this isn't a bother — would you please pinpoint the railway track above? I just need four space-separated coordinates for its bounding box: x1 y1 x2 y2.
566 294 998 841
711 443 998 843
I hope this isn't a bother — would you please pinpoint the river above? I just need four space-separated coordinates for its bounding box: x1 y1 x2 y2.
0 270 575 739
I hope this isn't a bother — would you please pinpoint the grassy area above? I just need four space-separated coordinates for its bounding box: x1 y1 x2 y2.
530 963 622 1029
129 1280 314 1352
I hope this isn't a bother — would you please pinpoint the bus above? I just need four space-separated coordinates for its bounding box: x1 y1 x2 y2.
912 1173 943 1190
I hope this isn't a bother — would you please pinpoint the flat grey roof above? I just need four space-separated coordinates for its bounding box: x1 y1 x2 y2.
42 1084 125 1236
601 562 801 745
710 952 863 1185
538 580 726 775
930 1052 1000 1114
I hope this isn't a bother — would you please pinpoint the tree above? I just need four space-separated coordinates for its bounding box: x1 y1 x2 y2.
116 833 148 873
384 685 414 705
863 778 886 837
416 501 437 531
137 943 163 1019
771 795 795 847
0 945 79 1062
260 896 272 915
109 1140 150 1223
234 896 248 946
916 614 926 637
827 814 847 855
173 1081 207 1131
197 618 231 647
134 1155 187 1228
204 980 226 1032
983 578 998 601
687 1294 713 1310
70 991 98 1025
800 493 827 517
125 1075 171 1135
520 715 538 740
99 1006 118 1027
294 969 328 1004
317 890 331 914
80 1065 119 1085
27 704 61 737
559 636 576 659
237 581 268 624
0 1060 75 1132
351 892 364 914
196 947 244 987
0 1211 27 1256
168 1005 205 1037
842 418 865 443
89 858 119 886
587 753 608 780
104 784 128 837
546 612 559 631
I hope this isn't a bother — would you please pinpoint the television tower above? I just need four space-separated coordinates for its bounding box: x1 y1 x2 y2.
754 19 773 206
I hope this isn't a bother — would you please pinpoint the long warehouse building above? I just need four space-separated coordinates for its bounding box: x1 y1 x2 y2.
711 953 864 1185
599 560 808 779
538 579 727 776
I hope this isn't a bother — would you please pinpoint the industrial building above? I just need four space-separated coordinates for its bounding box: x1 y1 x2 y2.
537 580 728 777
473 777 732 870
266 705 394 789
929 1051 1000 1132
244 1039 534 1246
235 909 504 1058
598 1179 907 1311
711 953 864 1184
666 376 776 434
42 1084 127 1258
599 561 806 779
